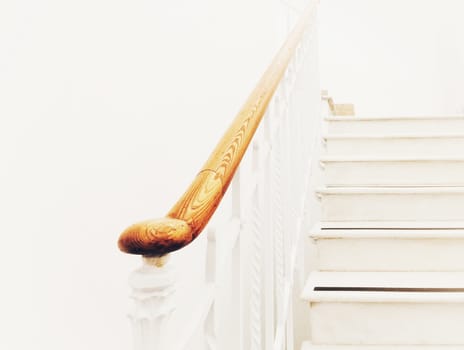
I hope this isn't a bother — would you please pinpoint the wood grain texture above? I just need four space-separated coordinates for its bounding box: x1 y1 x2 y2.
118 218 193 256
118 2 318 256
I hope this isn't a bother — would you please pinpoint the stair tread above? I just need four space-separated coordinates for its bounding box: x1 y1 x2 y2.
302 272 464 302
324 133 464 139
317 186 464 194
320 221 464 229
310 227 464 239
325 116 464 122
321 156 464 162
302 342 464 349
307 271 464 288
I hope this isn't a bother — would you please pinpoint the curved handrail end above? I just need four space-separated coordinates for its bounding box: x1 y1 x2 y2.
118 217 194 256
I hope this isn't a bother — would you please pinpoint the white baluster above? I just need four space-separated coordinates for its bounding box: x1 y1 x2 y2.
272 127 285 327
249 189 263 350
262 115 275 350
129 255 175 350
204 228 217 350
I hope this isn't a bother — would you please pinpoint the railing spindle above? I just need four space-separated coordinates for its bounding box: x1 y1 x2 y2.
204 228 217 350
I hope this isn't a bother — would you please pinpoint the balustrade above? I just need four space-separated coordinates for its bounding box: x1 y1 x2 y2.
118 1 326 348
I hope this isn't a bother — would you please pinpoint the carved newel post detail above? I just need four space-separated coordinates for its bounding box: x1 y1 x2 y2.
129 255 175 350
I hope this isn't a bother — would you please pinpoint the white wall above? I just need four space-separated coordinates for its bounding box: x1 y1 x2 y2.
319 0 464 116
0 1 287 349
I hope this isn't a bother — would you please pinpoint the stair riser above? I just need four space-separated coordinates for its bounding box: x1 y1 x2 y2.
310 302 464 344
328 119 464 135
315 238 464 271
320 193 464 222
324 137 464 157
323 161 464 187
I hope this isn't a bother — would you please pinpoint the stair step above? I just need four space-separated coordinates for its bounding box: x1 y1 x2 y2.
311 227 464 271
302 342 464 349
317 187 464 222
320 221 464 229
302 272 464 345
303 272 464 298
321 157 464 187
326 116 464 134
323 134 464 157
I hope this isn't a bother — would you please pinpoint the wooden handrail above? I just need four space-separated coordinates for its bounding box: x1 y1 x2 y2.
118 2 318 256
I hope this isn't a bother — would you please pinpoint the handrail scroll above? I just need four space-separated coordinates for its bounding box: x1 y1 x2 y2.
118 2 319 257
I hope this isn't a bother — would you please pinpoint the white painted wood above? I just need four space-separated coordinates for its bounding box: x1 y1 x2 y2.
302 272 464 345
323 134 464 157
309 300 464 345
319 220 464 229
307 105 464 347
272 12 321 350
272 125 285 336
302 342 464 350
321 157 464 187
173 286 215 350
216 220 241 350
249 189 263 350
129 256 175 350
312 227 464 239
204 229 217 350
304 271 464 291
318 187 464 222
326 116 464 134
311 228 464 271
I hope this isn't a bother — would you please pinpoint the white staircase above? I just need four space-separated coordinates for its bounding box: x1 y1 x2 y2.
302 115 464 348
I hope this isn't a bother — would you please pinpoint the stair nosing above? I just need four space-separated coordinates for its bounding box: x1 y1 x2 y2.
323 134 464 140
301 341 464 349
302 272 464 303
319 221 464 229
320 156 464 162
317 186 464 194
310 227 464 239
325 116 464 122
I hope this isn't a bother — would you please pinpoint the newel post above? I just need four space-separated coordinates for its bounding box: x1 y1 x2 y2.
129 255 175 350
